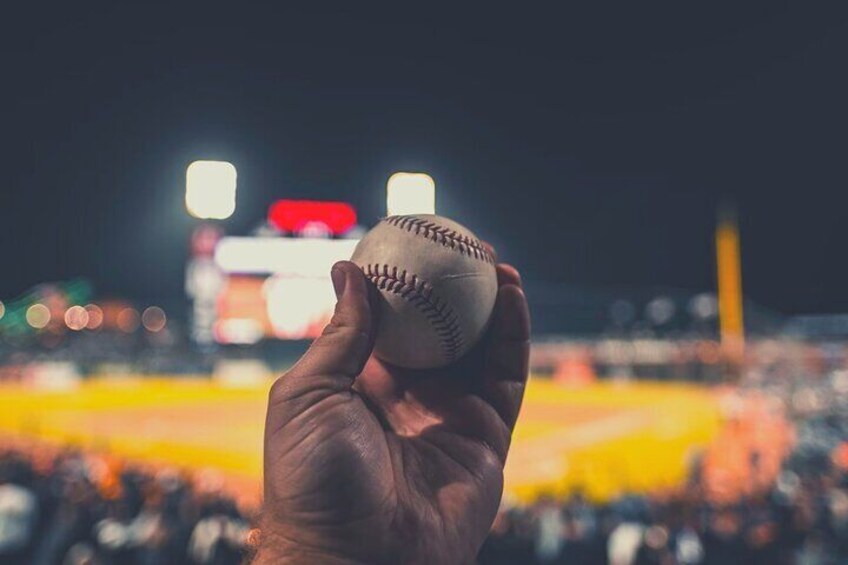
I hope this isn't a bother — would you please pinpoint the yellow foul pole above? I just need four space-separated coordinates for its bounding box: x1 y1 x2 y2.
716 206 745 356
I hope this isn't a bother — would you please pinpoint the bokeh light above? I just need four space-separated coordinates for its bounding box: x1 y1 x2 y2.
263 275 336 339
26 304 51 329
646 296 676 326
117 308 140 333
609 299 636 326
64 305 89 331
85 304 104 330
142 306 167 332
0 300 5 320
689 293 719 320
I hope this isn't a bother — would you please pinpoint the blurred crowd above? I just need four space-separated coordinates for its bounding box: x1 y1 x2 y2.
0 447 253 564
479 367 848 565
4 343 848 564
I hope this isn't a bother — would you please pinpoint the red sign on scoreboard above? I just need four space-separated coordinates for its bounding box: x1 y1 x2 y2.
268 200 357 235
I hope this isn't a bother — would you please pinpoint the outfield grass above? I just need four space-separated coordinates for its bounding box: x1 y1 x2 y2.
0 376 721 502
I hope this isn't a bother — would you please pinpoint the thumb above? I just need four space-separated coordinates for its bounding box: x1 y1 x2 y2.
276 261 377 394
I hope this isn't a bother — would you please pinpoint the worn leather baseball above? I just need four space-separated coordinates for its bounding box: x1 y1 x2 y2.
350 214 498 369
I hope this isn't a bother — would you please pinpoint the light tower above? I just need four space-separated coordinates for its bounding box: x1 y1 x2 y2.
716 202 745 361
184 160 236 346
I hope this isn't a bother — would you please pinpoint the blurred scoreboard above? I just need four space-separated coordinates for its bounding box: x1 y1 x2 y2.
185 200 362 345
210 237 359 343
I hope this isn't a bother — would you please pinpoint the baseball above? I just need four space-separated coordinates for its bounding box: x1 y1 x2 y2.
350 214 498 369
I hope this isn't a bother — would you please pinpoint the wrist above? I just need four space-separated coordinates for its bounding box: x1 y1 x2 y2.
250 527 365 565
253 548 364 565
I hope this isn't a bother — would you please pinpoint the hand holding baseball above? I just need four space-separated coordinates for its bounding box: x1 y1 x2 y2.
257 250 530 563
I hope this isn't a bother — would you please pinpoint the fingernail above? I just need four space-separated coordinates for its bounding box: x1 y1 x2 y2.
331 266 346 299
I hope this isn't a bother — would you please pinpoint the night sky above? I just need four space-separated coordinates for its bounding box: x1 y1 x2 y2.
2 4 847 316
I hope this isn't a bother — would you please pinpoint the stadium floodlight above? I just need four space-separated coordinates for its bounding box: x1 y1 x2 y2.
386 172 435 216
185 160 237 219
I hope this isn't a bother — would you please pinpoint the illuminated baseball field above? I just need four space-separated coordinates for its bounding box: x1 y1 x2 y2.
0 377 721 503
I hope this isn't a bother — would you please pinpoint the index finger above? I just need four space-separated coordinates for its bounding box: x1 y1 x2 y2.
482 240 498 263
481 267 531 431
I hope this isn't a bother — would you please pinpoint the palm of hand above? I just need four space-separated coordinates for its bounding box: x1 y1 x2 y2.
261 262 529 564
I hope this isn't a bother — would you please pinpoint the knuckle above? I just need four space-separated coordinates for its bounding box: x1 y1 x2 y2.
319 323 370 352
481 443 505 469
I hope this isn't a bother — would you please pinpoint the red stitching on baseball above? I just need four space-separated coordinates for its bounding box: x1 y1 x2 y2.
382 216 494 264
362 263 464 361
